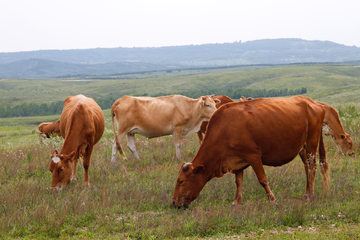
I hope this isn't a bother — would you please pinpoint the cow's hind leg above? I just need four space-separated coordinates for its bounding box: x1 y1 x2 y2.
111 131 128 162
319 133 330 191
111 138 127 162
302 142 318 200
127 133 140 160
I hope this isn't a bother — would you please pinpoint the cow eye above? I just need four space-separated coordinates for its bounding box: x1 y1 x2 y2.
59 168 64 173
179 181 184 185
205 104 210 107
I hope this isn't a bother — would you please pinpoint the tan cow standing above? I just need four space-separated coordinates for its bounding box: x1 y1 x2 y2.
172 96 333 208
196 95 234 143
38 120 61 142
49 95 105 192
111 95 219 161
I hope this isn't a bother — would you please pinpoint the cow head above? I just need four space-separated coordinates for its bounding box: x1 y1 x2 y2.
199 96 220 119
172 162 207 208
49 149 76 192
335 133 355 156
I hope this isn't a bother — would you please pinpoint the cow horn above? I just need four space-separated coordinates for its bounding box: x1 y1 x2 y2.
183 162 192 171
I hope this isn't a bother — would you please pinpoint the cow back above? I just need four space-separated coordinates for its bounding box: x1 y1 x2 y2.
202 96 325 166
60 95 105 145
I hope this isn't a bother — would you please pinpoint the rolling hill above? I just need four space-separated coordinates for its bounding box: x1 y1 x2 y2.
1 38 360 78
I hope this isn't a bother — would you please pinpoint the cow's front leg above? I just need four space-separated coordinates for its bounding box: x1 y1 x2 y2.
231 170 244 207
71 158 79 182
174 128 183 160
248 154 276 204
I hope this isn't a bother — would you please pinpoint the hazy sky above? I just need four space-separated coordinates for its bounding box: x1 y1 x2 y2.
1 0 359 53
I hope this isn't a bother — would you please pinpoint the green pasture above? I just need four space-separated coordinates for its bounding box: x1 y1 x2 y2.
1 65 360 108
1 64 360 238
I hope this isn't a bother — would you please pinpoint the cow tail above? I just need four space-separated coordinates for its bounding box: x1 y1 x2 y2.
111 101 123 154
319 130 330 191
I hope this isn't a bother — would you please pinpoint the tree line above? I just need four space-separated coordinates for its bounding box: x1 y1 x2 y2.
0 87 306 118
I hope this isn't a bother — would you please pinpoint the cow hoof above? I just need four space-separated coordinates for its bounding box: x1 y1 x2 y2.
71 177 78 182
302 194 312 201
230 202 240 209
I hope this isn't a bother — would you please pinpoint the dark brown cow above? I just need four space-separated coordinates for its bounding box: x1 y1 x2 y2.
172 96 327 208
111 95 219 161
197 95 234 142
49 95 105 192
38 120 61 142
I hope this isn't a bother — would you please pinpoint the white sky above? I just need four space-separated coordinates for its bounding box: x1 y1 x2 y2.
1 0 359 53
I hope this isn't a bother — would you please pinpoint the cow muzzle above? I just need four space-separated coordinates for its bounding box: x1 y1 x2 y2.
172 200 189 209
50 187 63 193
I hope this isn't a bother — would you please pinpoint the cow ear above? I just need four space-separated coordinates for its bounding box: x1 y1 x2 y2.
52 150 58 155
192 165 204 174
67 150 77 161
60 154 64 160
213 98 221 104
200 97 206 106
340 134 346 140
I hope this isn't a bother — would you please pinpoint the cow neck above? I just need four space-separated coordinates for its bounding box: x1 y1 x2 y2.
324 106 346 138
191 139 225 182
191 99 208 128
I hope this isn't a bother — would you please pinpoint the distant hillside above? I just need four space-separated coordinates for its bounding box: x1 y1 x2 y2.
0 58 179 78
1 38 360 78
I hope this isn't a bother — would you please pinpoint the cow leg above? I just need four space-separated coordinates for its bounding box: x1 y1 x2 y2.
231 170 244 207
71 158 79 182
303 142 318 200
127 133 140 160
174 128 183 160
299 149 311 199
82 145 93 186
247 154 276 203
319 133 330 191
111 131 128 162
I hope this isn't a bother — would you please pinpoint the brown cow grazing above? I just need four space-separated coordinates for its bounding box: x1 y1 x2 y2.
111 95 219 162
318 102 354 156
38 120 61 142
172 96 328 208
49 95 105 192
297 99 354 197
197 95 234 142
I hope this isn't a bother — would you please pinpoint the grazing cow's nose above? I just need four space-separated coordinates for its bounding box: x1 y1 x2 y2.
172 200 176 205
349 151 355 156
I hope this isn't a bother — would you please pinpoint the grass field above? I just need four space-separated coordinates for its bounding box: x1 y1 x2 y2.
1 65 360 238
1 64 360 107
0 118 360 239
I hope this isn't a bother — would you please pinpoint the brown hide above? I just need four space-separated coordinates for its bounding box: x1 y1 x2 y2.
38 120 61 141
197 95 234 142
49 95 105 191
172 96 326 207
111 95 219 161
